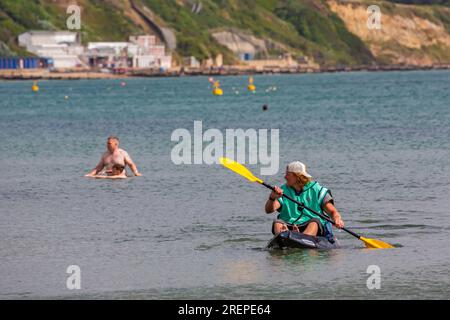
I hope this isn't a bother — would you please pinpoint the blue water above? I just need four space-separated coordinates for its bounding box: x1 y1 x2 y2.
0 71 449 299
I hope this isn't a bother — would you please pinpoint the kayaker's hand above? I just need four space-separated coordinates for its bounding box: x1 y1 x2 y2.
270 186 283 200
334 215 345 229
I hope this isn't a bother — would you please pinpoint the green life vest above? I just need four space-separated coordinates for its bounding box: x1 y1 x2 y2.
277 181 330 226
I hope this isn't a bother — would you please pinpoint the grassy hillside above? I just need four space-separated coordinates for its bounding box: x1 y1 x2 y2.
1 0 449 66
0 0 64 56
0 0 141 56
138 0 376 65
273 0 375 65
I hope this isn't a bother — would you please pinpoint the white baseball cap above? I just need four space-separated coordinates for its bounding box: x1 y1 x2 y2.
286 161 312 178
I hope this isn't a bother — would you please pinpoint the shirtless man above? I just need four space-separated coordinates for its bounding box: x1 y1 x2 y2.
85 136 142 177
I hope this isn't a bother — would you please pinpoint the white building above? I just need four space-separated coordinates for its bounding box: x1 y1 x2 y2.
87 36 172 69
18 31 172 70
129 35 172 69
87 42 131 54
86 43 130 69
133 55 157 68
184 56 200 68
129 35 157 49
147 45 165 58
19 31 79 46
159 56 172 70
18 31 85 69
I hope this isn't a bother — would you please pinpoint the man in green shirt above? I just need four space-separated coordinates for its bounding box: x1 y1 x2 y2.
265 161 345 237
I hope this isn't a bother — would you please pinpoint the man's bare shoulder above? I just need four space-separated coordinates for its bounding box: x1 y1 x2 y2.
118 148 131 158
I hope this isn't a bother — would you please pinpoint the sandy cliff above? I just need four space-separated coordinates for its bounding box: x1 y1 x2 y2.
328 0 450 65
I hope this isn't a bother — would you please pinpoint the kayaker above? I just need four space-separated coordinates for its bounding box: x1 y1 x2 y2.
85 136 142 177
265 161 345 238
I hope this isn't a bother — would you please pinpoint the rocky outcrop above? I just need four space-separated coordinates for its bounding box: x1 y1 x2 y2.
211 29 295 59
212 30 268 58
328 0 450 65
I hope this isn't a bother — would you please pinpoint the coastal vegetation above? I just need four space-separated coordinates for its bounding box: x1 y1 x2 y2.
1 0 450 66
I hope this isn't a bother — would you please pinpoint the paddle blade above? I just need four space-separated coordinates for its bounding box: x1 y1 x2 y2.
360 237 395 249
219 157 263 184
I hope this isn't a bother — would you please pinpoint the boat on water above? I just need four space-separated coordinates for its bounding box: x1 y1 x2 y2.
267 230 340 250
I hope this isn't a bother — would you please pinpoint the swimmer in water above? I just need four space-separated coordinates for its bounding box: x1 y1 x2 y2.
85 136 142 177
89 164 127 179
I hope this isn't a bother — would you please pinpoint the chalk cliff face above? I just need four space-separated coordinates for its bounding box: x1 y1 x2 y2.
327 0 450 65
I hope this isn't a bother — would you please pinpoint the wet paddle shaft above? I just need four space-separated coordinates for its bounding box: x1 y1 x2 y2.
220 157 394 249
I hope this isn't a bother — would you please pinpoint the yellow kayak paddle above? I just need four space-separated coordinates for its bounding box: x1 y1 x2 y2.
219 157 394 249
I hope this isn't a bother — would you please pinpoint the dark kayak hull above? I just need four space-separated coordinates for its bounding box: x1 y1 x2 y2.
267 231 340 250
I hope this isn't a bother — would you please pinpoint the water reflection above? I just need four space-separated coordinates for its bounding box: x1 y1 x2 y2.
221 260 263 284
266 248 346 270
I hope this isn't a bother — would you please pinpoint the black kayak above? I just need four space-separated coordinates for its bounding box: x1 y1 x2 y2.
267 231 340 250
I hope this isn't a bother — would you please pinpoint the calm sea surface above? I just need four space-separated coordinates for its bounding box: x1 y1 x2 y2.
0 71 449 299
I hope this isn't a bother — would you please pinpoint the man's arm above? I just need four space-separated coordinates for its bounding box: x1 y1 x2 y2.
123 151 142 177
265 186 283 213
323 202 345 228
85 157 104 177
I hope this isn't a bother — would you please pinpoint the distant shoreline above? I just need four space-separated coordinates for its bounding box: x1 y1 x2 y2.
1 64 450 80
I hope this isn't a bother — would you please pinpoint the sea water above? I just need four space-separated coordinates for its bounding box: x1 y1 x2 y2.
0 71 449 299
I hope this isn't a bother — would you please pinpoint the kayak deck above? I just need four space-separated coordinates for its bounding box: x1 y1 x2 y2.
267 230 340 250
